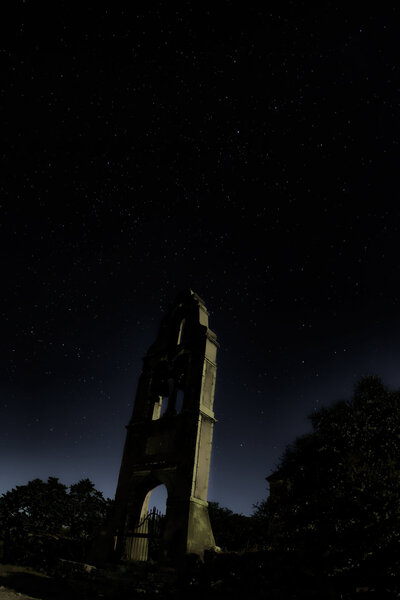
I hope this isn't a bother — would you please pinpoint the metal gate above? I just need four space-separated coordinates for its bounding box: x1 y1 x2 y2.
125 507 164 561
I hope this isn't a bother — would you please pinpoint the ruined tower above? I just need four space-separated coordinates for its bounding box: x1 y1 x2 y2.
108 290 218 561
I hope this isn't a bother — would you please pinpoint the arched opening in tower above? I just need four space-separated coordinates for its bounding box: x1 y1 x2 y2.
125 484 167 562
148 483 168 513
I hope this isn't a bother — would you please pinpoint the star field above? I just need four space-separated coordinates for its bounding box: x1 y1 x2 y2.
2 3 400 514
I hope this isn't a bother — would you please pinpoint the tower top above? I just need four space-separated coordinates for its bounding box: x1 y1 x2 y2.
168 288 207 311
146 290 216 360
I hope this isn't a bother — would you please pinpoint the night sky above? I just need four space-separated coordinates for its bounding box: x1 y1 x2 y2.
3 3 400 516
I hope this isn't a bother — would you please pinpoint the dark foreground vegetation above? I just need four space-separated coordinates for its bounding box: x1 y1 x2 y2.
2 376 400 597
0 551 398 599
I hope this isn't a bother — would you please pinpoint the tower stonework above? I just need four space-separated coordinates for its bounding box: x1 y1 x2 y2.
107 290 219 561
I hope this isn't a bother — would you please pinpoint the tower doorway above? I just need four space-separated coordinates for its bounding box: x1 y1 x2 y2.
125 484 167 561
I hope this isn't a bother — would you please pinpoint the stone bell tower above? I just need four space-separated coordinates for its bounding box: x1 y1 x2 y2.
108 290 219 561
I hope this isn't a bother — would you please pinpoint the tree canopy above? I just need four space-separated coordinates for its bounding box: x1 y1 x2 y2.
265 376 400 583
208 501 255 551
0 477 112 565
0 477 68 537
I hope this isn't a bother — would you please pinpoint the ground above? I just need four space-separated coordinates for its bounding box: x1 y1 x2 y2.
0 564 58 600
0 562 179 600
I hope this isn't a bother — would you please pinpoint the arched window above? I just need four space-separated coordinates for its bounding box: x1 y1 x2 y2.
176 389 184 414
152 396 169 420
177 318 185 345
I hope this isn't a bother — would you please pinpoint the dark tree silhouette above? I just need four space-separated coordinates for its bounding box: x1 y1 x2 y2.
68 478 112 540
264 375 400 586
0 477 69 537
208 501 255 551
0 477 111 566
